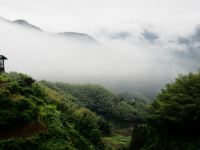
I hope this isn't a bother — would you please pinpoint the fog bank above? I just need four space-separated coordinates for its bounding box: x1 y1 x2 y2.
1 18 199 97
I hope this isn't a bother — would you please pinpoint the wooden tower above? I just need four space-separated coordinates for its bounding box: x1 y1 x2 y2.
0 55 7 73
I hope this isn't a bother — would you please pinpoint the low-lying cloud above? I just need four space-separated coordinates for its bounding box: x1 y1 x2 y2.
0 18 199 97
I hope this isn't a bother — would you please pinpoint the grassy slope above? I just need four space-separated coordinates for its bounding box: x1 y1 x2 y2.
103 134 131 150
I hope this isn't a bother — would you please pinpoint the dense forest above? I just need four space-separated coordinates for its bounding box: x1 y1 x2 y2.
1 71 200 150
40 81 149 123
130 71 200 150
0 72 148 150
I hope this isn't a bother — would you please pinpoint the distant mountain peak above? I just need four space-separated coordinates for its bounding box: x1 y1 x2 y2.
13 19 42 31
0 16 98 44
58 32 98 43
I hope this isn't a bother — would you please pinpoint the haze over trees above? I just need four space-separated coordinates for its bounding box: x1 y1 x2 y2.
1 17 200 149
130 71 200 150
2 70 200 150
1 1 200 149
0 72 149 150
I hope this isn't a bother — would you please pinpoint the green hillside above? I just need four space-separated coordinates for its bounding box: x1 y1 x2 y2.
0 72 149 150
40 81 148 123
130 71 200 150
0 72 109 150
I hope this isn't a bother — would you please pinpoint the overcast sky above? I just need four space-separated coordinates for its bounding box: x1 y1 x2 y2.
0 0 200 35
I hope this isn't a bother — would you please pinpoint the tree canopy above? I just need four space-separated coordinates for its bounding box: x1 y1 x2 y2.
150 72 200 135
130 71 200 150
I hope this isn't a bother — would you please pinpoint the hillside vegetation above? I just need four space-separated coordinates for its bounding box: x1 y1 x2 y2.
0 72 109 149
40 81 149 123
130 71 200 150
0 72 148 150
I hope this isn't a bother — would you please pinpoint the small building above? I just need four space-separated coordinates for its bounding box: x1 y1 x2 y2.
0 55 7 72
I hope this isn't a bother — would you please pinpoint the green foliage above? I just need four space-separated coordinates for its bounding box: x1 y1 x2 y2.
129 125 151 150
72 108 103 145
0 73 104 150
0 72 147 150
41 81 148 122
97 117 111 135
149 72 200 136
130 71 200 150
103 134 130 150
0 73 40 129
0 135 45 150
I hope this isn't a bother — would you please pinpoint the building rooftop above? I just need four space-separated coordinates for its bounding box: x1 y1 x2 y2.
0 55 7 60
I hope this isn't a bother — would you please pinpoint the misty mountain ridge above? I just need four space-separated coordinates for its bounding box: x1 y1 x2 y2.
57 32 98 43
13 19 42 31
0 16 98 43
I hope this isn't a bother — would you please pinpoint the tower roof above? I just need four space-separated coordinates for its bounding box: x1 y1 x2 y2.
0 55 7 60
